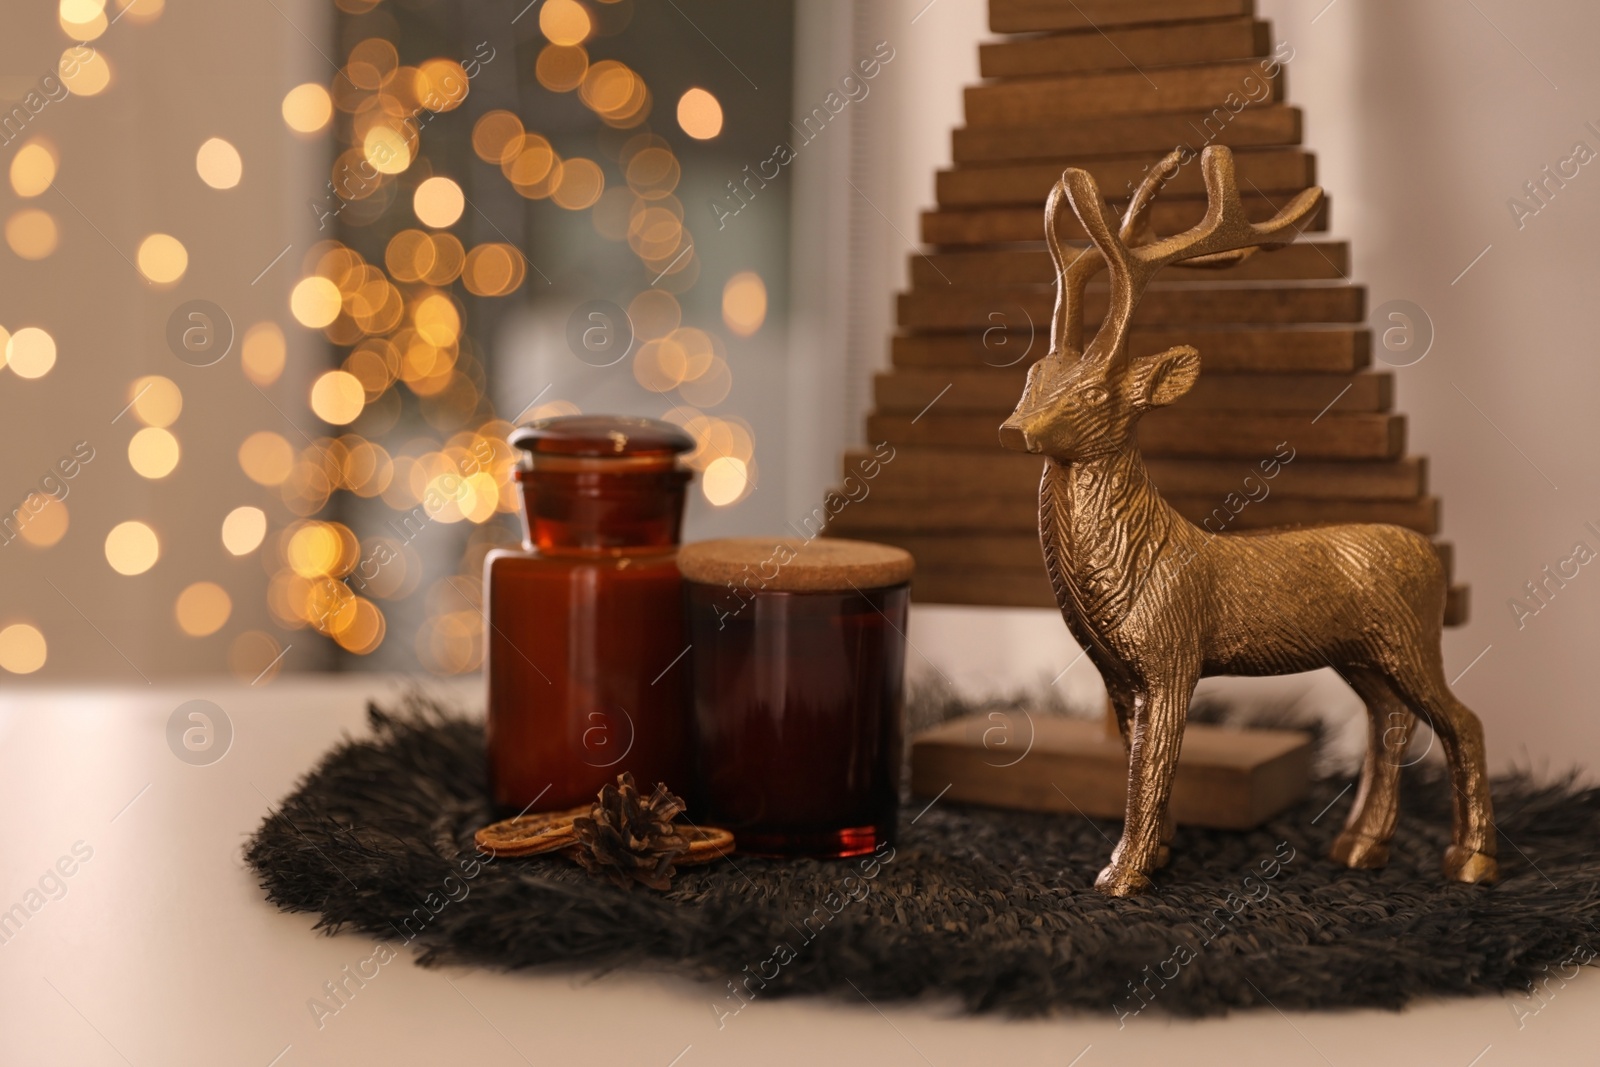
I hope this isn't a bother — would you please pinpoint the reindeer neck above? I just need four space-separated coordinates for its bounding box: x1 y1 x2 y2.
1039 447 1191 626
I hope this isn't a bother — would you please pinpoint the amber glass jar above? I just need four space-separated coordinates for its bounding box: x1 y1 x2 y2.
485 415 695 814
679 537 913 858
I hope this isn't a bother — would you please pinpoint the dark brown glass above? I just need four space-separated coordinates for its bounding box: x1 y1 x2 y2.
686 582 908 857
486 430 693 814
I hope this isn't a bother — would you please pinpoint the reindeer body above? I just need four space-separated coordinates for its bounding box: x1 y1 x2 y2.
1003 146 1496 896
1039 452 1447 680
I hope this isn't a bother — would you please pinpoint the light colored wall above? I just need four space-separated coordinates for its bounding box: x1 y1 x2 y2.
0 2 328 680
842 0 1600 771
1267 0 1600 770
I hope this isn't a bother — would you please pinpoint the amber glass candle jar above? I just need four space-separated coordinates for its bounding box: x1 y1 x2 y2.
679 537 913 858
485 415 696 814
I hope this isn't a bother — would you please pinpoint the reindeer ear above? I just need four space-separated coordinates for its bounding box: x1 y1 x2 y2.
1128 345 1200 408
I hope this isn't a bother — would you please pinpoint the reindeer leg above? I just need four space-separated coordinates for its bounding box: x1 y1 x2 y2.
1384 657 1498 884
1105 680 1172 869
1096 675 1193 896
1330 669 1412 869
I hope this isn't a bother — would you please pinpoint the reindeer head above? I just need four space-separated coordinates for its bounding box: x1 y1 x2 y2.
999 146 1322 459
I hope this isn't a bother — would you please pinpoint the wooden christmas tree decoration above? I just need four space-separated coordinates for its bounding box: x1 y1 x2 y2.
823 2 1491 887
828 0 1468 626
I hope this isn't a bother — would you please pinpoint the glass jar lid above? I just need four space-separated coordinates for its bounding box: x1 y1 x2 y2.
510 415 694 460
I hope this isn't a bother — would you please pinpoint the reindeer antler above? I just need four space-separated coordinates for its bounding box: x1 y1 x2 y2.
1119 148 1184 248
1044 182 1105 360
1054 145 1323 368
1132 148 1321 273
1049 147 1185 358
1120 148 1257 269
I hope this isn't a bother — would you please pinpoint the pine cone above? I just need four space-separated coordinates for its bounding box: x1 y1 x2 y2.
570 773 690 891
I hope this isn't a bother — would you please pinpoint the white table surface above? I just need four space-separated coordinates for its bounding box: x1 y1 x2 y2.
0 675 1591 1067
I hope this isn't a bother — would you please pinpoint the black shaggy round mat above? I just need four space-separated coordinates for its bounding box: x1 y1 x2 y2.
246 698 1600 1019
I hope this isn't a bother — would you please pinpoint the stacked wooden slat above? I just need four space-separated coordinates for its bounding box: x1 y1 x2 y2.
826 0 1469 625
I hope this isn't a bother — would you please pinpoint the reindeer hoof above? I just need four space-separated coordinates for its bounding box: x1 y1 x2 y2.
1443 846 1499 885
1095 864 1155 897
1329 830 1390 870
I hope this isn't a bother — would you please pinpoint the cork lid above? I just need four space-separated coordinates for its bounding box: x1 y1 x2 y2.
677 537 913 592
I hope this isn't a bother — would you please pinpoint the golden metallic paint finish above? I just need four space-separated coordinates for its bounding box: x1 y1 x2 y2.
1000 146 1496 898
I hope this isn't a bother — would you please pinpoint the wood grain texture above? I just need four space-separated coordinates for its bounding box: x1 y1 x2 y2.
844 532 1455 583
875 370 1389 415
899 565 1469 625
897 282 1363 329
911 242 1350 286
937 148 1313 207
965 60 1281 126
979 17 1269 77
989 0 1255 35
869 411 1405 459
891 326 1370 373
828 491 1440 536
845 446 1428 501
911 714 1311 830
953 106 1301 164
922 192 1327 245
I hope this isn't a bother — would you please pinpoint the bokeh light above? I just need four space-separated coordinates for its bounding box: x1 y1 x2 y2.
104 520 159 575
0 624 47 674
282 83 333 133
412 293 460 346
175 582 232 637
286 521 350 579
413 176 464 228
221 506 267 556
290 276 342 328
552 158 604 210
625 147 679 200
310 370 365 425
471 110 523 165
195 137 242 189
238 431 295 486
461 243 525 297
677 88 724 139
722 271 768 336
114 0 162 24
16 496 68 548
60 0 107 39
129 375 182 426
347 37 398 89
362 125 413 175
10 141 57 197
333 597 385 654
6 327 57 379
416 58 469 111
703 456 751 506
241 322 286 386
536 45 588 92
59 45 111 96
128 426 180 479
540 0 591 46
503 134 559 198
136 233 188 284
6 210 59 260
581 60 648 127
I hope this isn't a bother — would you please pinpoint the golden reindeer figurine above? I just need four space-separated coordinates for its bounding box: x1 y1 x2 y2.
999 145 1497 897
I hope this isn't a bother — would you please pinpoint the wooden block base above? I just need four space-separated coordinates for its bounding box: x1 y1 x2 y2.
910 713 1313 830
